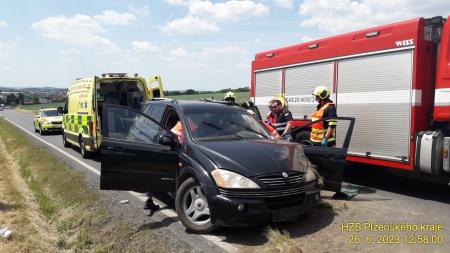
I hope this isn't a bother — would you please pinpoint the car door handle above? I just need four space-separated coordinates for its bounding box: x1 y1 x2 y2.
106 146 125 151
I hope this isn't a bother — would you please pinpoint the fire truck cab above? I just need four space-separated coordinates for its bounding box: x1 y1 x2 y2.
252 15 450 181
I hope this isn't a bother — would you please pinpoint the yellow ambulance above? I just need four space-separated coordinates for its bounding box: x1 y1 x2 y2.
61 73 164 158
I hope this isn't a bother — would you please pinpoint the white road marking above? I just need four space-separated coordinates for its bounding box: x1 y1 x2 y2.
2 115 238 253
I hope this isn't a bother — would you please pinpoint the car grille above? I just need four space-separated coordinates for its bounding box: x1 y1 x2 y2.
217 182 317 198
256 171 303 187
51 121 62 124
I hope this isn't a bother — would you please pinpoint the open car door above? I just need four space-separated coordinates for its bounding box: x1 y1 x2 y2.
290 117 356 192
100 105 178 193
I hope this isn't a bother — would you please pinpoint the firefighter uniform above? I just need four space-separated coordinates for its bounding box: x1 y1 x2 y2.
267 109 293 136
311 86 337 146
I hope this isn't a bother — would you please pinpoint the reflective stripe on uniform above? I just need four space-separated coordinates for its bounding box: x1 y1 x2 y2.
310 103 336 143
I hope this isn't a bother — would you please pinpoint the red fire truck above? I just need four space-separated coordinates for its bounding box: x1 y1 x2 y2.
251 15 450 181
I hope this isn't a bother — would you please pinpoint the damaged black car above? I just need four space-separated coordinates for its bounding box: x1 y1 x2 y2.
99 99 353 233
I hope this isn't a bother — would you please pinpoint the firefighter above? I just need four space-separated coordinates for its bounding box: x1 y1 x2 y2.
266 99 294 139
224 91 236 104
311 86 337 146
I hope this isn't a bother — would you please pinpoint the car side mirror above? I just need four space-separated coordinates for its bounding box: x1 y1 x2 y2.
34 115 39 118
97 94 105 102
161 132 178 147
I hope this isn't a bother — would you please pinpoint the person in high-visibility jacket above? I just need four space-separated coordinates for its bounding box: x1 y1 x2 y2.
311 86 337 147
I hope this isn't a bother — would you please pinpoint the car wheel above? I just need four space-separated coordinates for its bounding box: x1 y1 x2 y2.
62 133 70 148
80 138 89 159
175 177 217 233
39 125 43 135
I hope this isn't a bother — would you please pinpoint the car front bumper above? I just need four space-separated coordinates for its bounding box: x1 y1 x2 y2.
41 124 63 131
208 181 321 227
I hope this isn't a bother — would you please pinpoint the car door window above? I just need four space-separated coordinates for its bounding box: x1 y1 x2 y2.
103 106 161 144
149 104 166 123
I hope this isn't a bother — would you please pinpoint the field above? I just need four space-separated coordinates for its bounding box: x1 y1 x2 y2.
167 91 250 103
19 102 65 111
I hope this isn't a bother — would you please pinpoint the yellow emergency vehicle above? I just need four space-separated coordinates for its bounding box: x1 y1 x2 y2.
61 73 164 158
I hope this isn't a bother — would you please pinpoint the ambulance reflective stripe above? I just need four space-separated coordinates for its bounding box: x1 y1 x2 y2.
310 103 336 143
262 121 281 139
64 114 93 136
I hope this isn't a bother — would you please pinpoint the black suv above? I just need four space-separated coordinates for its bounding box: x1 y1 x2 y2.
99 100 352 233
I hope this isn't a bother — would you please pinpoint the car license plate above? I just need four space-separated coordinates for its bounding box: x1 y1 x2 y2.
54 124 61 128
272 206 300 222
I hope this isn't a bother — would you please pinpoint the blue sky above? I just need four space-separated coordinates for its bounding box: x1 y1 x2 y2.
0 0 448 90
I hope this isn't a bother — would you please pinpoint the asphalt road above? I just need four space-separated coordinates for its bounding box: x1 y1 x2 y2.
2 109 450 252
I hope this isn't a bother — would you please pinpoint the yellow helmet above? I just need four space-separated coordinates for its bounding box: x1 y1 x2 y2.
224 91 236 101
312 86 330 100
275 94 287 108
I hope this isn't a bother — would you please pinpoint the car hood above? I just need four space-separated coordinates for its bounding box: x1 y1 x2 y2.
195 139 311 177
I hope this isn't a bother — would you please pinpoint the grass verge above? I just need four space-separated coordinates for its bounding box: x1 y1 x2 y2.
0 119 130 252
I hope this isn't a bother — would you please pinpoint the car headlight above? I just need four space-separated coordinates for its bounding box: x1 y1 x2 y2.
211 169 260 189
305 168 317 182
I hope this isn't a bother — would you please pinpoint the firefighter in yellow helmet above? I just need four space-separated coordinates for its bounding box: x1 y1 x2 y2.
311 86 337 146
224 91 236 104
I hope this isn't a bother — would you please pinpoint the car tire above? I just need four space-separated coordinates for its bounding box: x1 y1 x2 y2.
62 133 70 148
80 138 89 159
175 177 217 234
39 124 44 135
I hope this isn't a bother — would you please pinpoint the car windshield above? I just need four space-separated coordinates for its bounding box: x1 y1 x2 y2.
42 110 61 117
185 109 271 141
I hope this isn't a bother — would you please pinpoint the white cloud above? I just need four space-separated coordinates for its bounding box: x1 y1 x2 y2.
162 15 220 35
166 46 247 67
162 0 269 35
128 5 150 17
94 10 136 25
299 0 449 33
169 47 191 58
32 14 116 51
165 0 191 5
273 0 294 9
132 41 161 54
0 41 16 58
189 0 269 22
300 35 315 42
0 20 7 28
58 48 81 55
199 46 246 59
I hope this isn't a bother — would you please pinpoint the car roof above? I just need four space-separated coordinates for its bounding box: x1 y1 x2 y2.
144 99 243 111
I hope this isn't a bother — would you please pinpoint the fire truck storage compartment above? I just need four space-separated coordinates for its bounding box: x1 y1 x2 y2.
284 62 334 118
443 137 450 173
254 69 283 117
415 131 444 175
335 49 413 161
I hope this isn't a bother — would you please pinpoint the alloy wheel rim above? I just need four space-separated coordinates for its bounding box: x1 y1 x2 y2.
182 185 211 226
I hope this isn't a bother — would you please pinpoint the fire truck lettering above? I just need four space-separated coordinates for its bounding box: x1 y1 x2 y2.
395 39 414 47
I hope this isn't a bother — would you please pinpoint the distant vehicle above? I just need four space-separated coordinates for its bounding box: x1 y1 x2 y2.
60 73 164 158
34 108 63 135
99 99 354 233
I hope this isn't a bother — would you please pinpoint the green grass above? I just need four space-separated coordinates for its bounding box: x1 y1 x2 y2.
19 102 65 111
167 91 250 103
